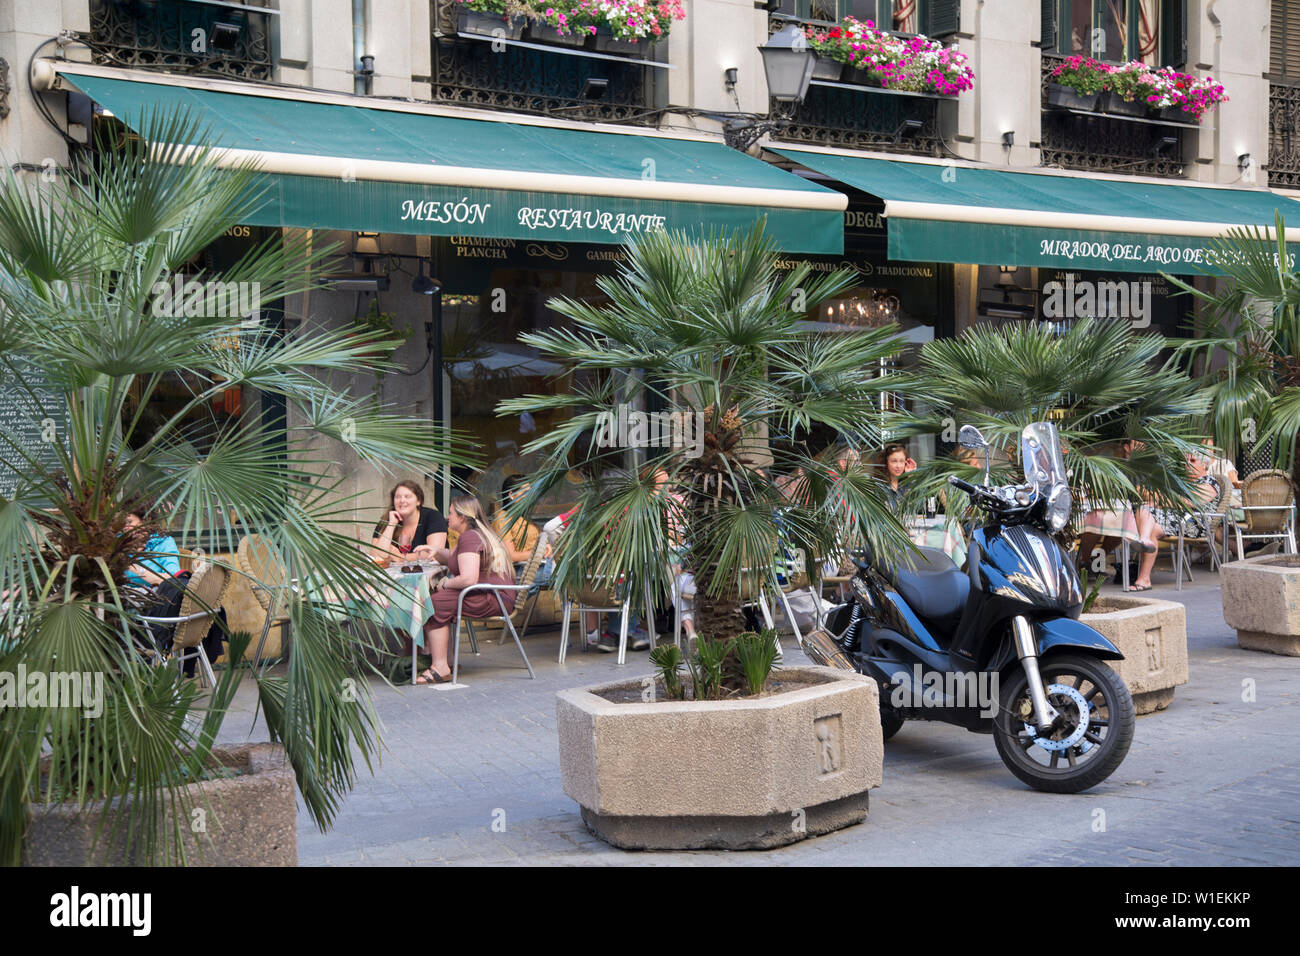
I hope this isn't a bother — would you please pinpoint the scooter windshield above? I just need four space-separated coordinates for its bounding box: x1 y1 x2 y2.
1022 422 1068 496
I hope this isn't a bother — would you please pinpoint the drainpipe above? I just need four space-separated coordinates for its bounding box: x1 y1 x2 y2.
1205 0 1223 184
353 0 368 95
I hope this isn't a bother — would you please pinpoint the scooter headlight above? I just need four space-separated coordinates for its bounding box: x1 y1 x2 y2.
1046 486 1072 533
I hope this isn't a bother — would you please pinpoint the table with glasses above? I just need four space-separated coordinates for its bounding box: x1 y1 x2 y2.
906 515 968 568
346 561 445 650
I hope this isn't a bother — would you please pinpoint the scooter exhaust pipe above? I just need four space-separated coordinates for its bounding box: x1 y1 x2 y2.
1012 616 1059 735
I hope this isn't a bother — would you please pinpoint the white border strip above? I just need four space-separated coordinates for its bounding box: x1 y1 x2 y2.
883 199 1300 240
39 59 706 142
163 144 849 211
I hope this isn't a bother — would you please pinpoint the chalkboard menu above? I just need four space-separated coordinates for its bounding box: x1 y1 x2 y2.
0 358 70 498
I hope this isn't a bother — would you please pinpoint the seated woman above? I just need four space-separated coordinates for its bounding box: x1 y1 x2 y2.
417 494 518 683
1127 452 1221 591
123 504 181 591
492 475 545 569
371 480 447 563
880 442 917 514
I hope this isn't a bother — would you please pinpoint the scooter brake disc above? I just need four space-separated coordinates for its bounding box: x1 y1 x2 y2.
1021 683 1091 753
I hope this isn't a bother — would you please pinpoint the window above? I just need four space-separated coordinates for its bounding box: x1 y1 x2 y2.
772 0 959 35
1272 0 1300 78
1043 0 1185 67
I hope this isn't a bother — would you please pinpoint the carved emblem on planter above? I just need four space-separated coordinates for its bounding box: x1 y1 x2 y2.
815 714 843 774
1145 627 1163 672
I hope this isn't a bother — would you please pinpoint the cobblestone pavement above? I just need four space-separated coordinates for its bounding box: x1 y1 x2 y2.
215 576 1300 866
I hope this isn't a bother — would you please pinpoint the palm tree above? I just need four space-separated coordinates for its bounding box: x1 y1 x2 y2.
497 224 914 650
0 111 472 864
887 318 1209 533
1167 214 1300 480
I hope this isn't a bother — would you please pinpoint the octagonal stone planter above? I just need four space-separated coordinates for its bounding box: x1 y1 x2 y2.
557 666 882 850
1082 595 1188 714
1221 554 1300 656
23 743 296 866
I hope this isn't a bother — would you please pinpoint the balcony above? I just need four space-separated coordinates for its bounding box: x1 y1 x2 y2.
766 15 948 156
430 1 663 124
1040 56 1189 178
85 0 276 81
1269 81 1300 189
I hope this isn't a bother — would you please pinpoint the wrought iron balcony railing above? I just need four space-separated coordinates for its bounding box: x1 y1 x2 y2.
1269 81 1300 189
1040 55 1189 178
430 1 662 123
85 0 276 81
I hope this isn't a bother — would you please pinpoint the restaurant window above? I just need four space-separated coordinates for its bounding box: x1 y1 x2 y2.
771 0 959 35
1272 0 1300 78
1042 0 1185 67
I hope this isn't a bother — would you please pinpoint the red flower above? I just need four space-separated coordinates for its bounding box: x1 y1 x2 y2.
829 27 842 38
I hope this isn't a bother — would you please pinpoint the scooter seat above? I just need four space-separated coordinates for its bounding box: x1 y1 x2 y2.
888 547 970 633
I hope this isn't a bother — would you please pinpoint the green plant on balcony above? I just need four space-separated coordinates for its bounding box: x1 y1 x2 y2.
517 0 685 41
1047 55 1110 96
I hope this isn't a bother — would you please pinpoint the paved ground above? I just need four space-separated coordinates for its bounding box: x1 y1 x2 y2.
215 571 1300 866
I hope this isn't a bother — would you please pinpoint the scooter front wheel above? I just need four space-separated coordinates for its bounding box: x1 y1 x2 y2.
992 653 1134 794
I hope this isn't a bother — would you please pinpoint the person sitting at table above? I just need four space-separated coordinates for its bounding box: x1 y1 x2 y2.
123 503 182 591
371 480 447 563
417 494 518 684
492 475 545 568
1127 453 1221 591
1078 439 1149 572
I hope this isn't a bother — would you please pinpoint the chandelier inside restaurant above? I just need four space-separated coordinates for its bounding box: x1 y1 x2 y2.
824 289 902 328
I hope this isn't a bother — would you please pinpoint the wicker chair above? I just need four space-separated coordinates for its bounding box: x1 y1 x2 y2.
236 535 294 662
1233 470 1297 557
138 563 230 686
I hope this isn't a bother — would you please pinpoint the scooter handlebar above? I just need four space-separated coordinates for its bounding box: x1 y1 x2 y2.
947 475 979 495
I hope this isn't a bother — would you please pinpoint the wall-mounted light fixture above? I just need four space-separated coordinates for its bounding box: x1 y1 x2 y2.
580 77 609 100
210 22 241 52
724 67 738 93
1001 130 1014 150
1238 152 1252 173
894 118 924 142
354 231 381 257
411 259 441 296
1151 135 1179 157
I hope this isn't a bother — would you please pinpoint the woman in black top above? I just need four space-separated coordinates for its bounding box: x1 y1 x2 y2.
370 480 448 562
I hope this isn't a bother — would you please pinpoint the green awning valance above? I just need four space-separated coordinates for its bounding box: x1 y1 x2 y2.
57 68 846 254
773 148 1300 274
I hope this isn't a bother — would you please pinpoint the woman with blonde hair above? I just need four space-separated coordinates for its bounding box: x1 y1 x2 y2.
417 493 518 684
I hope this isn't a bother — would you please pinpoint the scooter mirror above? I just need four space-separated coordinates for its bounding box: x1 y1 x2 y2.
957 425 988 449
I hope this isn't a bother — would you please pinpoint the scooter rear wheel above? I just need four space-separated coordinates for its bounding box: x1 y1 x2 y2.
879 701 905 741
992 653 1134 794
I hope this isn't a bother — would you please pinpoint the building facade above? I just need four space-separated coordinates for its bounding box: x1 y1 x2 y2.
1 0 1294 523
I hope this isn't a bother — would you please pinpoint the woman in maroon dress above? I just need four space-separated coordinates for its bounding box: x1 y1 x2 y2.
417 494 517 684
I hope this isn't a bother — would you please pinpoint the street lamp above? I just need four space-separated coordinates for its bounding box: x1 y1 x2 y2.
723 25 816 153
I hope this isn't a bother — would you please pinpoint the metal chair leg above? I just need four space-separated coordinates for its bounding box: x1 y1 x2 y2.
644 580 658 650
452 616 462 684
617 598 630 665
559 597 572 663
496 593 535 679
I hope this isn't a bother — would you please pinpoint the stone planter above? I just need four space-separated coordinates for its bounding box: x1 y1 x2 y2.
23 743 297 866
1082 595 1188 714
812 55 845 81
528 23 587 47
557 665 882 850
1100 90 1149 116
456 9 525 39
1221 554 1300 656
1045 82 1099 111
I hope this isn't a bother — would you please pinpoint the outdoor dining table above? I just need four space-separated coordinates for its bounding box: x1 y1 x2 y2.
906 515 967 568
346 562 445 650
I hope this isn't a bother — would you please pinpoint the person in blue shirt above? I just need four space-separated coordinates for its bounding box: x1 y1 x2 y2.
123 508 181 589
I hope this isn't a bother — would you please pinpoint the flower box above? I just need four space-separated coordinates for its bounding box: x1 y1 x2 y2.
1157 104 1191 123
803 16 974 97
587 25 651 56
557 666 882 850
812 55 845 81
456 8 525 39
1045 81 1099 111
1100 90 1149 117
528 22 587 47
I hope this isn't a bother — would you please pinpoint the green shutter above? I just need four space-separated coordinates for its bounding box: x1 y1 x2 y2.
1162 0 1187 67
926 0 961 36
1041 0 1058 51
877 0 895 30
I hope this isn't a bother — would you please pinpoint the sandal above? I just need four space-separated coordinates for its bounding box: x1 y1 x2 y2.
415 667 452 684
1126 583 1152 592
1138 539 1158 553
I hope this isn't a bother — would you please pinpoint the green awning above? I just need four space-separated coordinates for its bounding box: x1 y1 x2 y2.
56 68 845 253
773 148 1300 274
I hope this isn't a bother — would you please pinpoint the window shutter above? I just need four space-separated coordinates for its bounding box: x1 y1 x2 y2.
926 0 961 37
877 0 895 30
1161 0 1187 67
1272 0 1300 78
1041 0 1057 52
